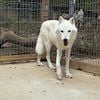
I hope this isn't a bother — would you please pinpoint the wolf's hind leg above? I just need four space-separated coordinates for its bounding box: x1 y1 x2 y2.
35 36 44 66
37 55 43 66
45 42 55 70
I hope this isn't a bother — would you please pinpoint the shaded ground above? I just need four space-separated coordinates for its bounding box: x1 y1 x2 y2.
0 62 100 100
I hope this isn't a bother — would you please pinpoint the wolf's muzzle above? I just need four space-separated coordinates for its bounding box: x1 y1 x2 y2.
63 38 68 46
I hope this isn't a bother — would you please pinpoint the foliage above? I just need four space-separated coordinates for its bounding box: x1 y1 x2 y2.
0 0 6 8
50 0 69 5
50 0 96 10
76 0 96 10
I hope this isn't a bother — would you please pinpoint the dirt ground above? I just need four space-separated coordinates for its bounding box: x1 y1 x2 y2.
0 62 100 100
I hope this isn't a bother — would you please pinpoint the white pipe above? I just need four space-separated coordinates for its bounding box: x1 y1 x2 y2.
74 0 76 4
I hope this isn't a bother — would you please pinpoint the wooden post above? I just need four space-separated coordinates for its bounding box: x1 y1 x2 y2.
41 0 49 21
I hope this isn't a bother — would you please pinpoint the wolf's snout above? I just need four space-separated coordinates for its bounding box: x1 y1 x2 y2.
63 38 68 46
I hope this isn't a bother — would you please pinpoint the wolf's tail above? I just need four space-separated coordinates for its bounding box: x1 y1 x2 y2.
35 36 44 55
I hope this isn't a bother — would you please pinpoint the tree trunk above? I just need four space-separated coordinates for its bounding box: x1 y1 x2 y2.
0 28 37 47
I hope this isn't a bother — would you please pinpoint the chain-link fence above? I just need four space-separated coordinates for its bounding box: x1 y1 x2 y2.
50 0 100 66
0 0 42 56
0 0 100 66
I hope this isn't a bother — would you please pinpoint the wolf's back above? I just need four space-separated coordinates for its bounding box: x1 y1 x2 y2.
40 20 59 34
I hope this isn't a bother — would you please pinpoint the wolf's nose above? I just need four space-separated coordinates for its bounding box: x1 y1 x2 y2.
63 38 68 46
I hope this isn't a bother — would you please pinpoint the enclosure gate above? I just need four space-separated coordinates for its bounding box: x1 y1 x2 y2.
0 0 100 74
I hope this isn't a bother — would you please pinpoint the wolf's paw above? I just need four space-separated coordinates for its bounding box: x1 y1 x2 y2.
57 73 62 80
66 73 72 79
37 62 44 66
56 68 62 80
49 64 55 70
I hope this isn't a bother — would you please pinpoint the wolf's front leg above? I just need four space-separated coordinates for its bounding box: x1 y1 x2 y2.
56 49 62 80
65 48 72 78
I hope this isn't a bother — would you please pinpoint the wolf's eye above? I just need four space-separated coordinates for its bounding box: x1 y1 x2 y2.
68 30 71 32
61 30 64 33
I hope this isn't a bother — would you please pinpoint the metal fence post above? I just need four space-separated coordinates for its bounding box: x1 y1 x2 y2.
17 0 21 34
69 0 75 17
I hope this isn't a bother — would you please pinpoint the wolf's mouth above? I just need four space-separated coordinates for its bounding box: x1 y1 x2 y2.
63 39 68 46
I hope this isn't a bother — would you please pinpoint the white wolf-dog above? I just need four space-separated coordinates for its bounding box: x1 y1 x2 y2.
35 16 78 80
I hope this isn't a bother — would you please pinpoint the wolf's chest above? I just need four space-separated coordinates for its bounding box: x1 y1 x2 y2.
50 36 68 50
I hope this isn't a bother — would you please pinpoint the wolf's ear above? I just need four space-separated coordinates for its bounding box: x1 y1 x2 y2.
69 17 75 24
59 16 63 23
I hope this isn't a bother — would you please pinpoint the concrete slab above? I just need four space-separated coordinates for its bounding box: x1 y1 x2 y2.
0 62 100 100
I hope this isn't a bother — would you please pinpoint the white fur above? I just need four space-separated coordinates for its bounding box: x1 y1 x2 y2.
35 16 78 80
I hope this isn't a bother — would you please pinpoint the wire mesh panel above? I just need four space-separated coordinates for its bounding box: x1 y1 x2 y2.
0 0 100 67
0 0 41 56
49 0 100 66
72 0 100 66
